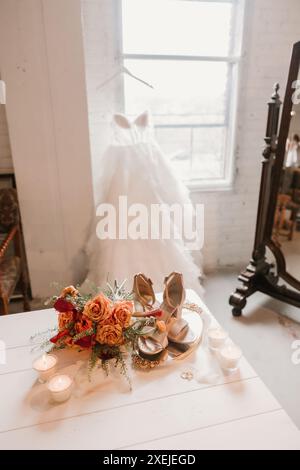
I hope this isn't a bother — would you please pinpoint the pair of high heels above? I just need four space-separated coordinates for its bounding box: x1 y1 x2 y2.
132 272 196 359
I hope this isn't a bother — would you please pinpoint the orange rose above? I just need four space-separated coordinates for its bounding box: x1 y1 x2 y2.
83 293 111 324
96 323 123 346
156 320 167 333
111 301 133 328
61 285 79 298
58 311 74 330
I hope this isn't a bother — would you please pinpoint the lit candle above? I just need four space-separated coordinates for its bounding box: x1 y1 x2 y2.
207 327 228 350
219 344 242 372
33 353 57 383
47 374 73 403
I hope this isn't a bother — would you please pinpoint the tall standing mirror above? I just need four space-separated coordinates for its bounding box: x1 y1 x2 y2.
230 41 300 316
273 68 300 281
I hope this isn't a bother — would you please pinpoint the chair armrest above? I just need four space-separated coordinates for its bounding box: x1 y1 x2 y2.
0 225 18 260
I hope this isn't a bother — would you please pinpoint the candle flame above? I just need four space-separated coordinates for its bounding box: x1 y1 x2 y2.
42 353 47 364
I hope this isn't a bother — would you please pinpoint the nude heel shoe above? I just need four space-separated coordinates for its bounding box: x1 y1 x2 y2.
131 273 167 358
132 273 156 314
134 272 196 359
137 327 168 359
162 272 196 345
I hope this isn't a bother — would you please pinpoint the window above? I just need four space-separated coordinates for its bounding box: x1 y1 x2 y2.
121 0 245 189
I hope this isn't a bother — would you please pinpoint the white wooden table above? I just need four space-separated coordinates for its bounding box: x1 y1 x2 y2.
0 289 299 450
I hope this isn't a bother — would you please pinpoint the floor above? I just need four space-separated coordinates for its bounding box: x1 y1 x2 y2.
6 269 300 431
203 269 300 431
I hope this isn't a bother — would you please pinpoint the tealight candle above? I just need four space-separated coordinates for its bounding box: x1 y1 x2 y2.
207 327 228 350
47 374 73 403
219 344 242 372
33 353 57 383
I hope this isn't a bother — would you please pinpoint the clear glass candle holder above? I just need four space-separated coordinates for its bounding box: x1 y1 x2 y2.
218 344 242 373
207 327 228 351
32 353 57 383
47 374 73 403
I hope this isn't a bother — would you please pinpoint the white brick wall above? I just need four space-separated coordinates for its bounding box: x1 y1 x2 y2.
0 105 13 171
82 0 300 273
195 0 300 272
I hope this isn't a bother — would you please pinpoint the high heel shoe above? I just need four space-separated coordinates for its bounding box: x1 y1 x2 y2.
162 272 196 345
136 272 196 359
132 273 156 313
132 273 167 358
137 328 168 359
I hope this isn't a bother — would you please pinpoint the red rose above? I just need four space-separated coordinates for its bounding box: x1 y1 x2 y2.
50 329 69 344
74 335 94 349
75 315 93 334
54 298 74 313
72 315 94 349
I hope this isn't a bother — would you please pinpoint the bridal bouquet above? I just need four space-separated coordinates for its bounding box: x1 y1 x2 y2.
46 283 160 385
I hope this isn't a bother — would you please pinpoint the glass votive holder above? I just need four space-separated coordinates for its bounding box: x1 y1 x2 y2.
207 327 228 351
32 353 57 383
47 374 73 403
218 344 243 373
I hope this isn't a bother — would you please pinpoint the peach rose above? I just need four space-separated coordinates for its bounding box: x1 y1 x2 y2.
96 323 123 346
83 293 111 324
61 285 79 298
58 311 74 330
111 301 133 328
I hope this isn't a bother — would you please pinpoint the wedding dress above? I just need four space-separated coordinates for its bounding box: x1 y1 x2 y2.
285 138 299 167
286 144 299 167
82 111 203 294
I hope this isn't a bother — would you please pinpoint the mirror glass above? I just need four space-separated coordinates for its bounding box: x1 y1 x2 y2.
273 67 300 279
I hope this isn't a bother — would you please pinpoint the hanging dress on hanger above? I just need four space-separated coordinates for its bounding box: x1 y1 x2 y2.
82 111 203 294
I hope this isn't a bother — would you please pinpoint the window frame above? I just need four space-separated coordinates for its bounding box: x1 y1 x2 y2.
120 0 245 191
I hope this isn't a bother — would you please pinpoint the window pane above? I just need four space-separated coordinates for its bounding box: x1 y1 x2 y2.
124 59 229 126
122 0 234 57
156 126 226 181
155 127 192 161
191 126 227 179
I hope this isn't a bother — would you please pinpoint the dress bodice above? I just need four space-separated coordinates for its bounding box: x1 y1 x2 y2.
111 110 153 146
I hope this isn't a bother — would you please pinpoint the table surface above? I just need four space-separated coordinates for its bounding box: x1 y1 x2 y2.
0 289 300 450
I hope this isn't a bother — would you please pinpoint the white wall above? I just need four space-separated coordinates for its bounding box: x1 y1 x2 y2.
82 0 300 273
0 106 13 172
0 0 94 296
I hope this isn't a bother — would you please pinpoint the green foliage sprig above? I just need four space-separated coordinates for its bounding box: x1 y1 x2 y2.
103 279 133 302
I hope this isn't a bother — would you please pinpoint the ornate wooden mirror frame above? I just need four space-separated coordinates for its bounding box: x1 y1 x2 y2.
229 41 300 316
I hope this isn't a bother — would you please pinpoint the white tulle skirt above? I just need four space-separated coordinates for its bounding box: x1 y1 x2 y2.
82 140 203 295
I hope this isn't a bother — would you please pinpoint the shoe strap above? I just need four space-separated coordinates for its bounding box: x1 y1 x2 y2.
164 272 181 309
133 273 155 309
